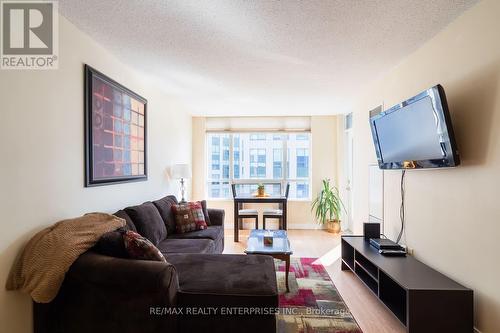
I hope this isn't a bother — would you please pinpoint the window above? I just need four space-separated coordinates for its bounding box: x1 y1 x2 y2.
345 112 353 130
296 182 309 198
250 149 266 178
207 133 230 197
211 136 220 170
233 135 241 179
206 132 311 199
296 148 309 178
250 134 266 141
273 149 282 179
223 165 230 179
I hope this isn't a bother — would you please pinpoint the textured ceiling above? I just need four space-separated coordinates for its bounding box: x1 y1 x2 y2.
58 0 478 116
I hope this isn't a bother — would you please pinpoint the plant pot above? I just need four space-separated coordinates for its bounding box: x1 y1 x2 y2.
257 187 265 196
326 220 341 234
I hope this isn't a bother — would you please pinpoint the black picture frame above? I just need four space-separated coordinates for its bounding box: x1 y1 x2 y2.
84 64 148 187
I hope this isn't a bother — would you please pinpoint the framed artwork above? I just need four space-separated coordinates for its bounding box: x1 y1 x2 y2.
84 65 147 187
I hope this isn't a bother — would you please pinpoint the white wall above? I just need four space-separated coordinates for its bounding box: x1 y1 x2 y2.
192 116 339 229
0 16 193 333
349 0 500 331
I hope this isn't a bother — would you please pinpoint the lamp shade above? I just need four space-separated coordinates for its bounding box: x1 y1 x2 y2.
171 163 191 179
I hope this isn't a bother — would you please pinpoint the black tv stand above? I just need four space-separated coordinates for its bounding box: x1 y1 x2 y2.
341 236 472 333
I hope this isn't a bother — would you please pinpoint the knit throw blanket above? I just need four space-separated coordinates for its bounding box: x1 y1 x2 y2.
6 213 125 303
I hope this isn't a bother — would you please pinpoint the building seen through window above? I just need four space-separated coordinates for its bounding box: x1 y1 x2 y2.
206 132 311 199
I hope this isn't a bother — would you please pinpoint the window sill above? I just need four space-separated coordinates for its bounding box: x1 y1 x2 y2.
206 198 233 202
206 198 312 202
289 198 312 202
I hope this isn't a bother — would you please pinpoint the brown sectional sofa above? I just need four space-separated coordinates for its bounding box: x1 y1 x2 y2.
34 195 278 333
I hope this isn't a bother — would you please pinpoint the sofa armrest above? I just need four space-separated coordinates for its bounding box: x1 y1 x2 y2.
67 251 178 302
33 251 179 333
208 208 225 226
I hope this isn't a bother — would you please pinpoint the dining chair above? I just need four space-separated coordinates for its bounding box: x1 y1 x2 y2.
232 184 259 229
263 183 290 230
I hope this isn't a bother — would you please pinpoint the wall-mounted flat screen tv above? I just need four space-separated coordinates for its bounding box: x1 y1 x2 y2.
370 85 460 169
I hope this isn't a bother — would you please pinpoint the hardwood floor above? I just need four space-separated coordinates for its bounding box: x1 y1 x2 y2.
224 229 406 333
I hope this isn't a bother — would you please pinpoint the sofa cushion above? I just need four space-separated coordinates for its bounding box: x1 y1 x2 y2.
113 210 137 232
172 254 277 333
172 202 207 234
93 228 128 258
125 202 167 245
167 195 178 204
200 200 211 226
168 225 223 243
123 230 166 262
157 238 215 254
152 196 177 235
167 253 278 308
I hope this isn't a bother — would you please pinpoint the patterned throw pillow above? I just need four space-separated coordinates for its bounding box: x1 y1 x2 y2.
172 201 208 234
94 228 128 258
123 230 166 262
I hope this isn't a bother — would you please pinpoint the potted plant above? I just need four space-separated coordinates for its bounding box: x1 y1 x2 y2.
311 179 345 234
257 183 265 197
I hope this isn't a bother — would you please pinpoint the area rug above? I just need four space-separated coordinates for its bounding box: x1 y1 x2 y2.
275 257 362 333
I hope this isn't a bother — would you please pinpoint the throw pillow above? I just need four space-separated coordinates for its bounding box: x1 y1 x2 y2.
94 228 129 258
123 230 166 262
172 201 208 234
125 202 167 245
200 200 211 226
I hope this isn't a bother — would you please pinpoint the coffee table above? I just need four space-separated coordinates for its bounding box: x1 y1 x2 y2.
244 229 293 292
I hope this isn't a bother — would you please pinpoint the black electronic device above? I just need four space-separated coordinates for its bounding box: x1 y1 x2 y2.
363 222 380 241
379 249 407 257
369 238 402 250
369 85 460 169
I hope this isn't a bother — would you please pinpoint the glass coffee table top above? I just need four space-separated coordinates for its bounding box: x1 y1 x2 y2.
244 229 293 255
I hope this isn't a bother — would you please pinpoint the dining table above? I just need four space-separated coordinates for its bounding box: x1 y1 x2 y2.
233 195 287 242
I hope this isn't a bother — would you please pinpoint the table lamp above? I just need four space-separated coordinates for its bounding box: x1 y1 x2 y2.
171 163 191 203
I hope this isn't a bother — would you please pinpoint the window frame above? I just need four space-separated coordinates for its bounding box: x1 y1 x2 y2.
205 131 312 201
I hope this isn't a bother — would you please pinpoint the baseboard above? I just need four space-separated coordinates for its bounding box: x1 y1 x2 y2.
286 223 325 230
474 327 482 333
224 223 326 230
223 224 358 231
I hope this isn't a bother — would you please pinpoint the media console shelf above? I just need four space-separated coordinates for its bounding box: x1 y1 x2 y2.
341 236 473 333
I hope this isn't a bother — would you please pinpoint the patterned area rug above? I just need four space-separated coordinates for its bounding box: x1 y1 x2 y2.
275 258 362 333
